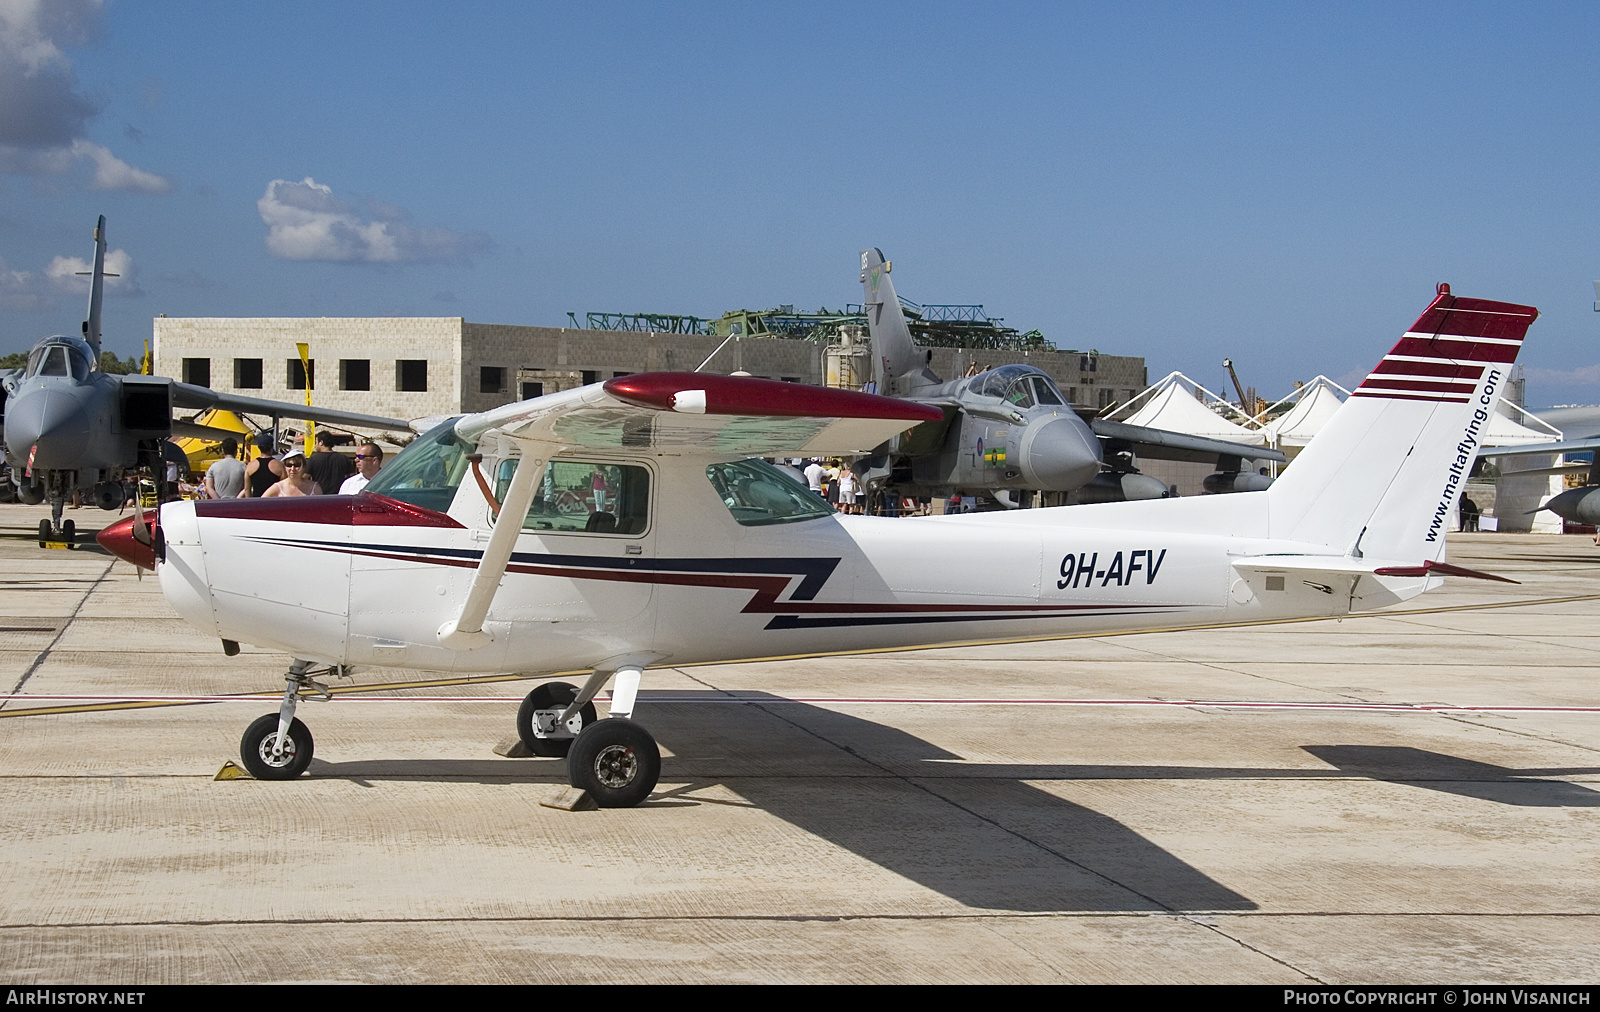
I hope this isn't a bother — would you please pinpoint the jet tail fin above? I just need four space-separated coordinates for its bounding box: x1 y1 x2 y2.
859 248 938 394
1266 284 1538 561
81 215 107 364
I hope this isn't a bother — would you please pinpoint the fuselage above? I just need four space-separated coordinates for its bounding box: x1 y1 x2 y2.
150 446 1422 677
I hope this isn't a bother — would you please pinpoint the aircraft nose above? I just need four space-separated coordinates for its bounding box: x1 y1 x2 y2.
96 514 159 570
1542 486 1600 526
1018 416 1103 490
4 389 90 470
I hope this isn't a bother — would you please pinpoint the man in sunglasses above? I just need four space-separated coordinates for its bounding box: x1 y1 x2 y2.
339 443 384 495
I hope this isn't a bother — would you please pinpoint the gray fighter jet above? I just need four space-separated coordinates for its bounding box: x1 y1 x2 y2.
854 248 1282 506
0 217 410 546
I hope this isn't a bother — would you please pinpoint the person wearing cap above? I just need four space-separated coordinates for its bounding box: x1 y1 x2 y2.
260 449 322 497
242 432 285 498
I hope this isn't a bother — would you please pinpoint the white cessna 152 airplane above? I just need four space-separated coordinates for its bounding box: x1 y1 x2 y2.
99 281 1536 807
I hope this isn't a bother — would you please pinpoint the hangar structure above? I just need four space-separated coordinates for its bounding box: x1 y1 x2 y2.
152 317 1147 422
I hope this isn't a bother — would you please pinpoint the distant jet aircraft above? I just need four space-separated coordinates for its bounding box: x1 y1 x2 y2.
854 249 1282 507
99 282 1535 807
0 217 411 546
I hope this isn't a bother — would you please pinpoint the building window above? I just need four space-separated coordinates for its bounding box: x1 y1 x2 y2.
611 371 631 379
340 359 370 391
781 376 800 383
581 370 599 385
287 358 315 390
1080 355 1097 373
234 358 263 389
182 358 210 387
397 359 428 392
480 366 506 393
520 381 544 400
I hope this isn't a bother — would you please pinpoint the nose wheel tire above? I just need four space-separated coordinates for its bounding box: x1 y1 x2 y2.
567 718 660 808
37 519 49 547
516 681 598 757
239 713 315 780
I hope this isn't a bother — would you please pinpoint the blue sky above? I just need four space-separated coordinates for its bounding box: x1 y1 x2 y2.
4 1 1599 406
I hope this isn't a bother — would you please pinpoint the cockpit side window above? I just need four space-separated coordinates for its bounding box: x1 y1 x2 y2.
1032 376 1064 405
495 458 651 536
66 346 91 381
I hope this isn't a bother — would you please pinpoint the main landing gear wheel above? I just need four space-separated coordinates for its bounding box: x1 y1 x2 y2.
239 713 315 780
567 718 660 808
516 681 597 757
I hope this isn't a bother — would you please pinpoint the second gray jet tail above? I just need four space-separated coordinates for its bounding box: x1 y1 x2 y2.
860 248 939 395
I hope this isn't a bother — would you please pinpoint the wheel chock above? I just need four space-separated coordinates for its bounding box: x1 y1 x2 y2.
214 760 251 781
493 736 534 758
540 786 594 811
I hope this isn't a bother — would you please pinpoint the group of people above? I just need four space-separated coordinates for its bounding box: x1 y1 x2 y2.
800 458 861 514
201 431 384 499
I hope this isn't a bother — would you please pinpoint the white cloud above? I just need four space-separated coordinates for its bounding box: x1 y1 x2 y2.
257 177 490 263
0 0 172 193
46 247 141 295
0 255 50 311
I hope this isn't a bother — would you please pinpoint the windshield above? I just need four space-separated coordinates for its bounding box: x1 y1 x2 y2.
25 341 92 381
975 363 1062 403
363 417 468 512
707 458 835 527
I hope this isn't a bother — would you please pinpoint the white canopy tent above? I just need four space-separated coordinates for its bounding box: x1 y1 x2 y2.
1111 372 1266 446
1256 376 1349 450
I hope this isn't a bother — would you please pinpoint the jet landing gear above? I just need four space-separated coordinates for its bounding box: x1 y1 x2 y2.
521 666 661 807
238 659 347 780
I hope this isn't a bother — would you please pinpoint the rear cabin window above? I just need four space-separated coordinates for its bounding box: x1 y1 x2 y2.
362 417 468 512
494 459 651 536
707 458 834 527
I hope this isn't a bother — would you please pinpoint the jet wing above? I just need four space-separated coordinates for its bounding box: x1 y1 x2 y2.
455 372 943 456
1477 438 1597 460
169 381 410 432
1090 418 1287 464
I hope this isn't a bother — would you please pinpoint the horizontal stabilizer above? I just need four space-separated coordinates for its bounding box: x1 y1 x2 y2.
1233 555 1517 585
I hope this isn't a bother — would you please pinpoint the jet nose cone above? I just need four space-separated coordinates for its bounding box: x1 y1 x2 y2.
1018 416 1102 490
96 515 158 570
4 389 90 470
1543 486 1600 525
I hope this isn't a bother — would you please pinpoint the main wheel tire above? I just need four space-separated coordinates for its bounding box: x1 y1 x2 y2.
567 718 660 808
239 713 315 780
516 681 597 757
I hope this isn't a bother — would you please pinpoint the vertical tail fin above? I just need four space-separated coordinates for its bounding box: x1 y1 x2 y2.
81 215 107 364
1267 284 1538 561
859 248 939 394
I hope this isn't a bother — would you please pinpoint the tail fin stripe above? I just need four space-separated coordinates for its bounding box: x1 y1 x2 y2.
1390 336 1521 363
1369 359 1486 379
1349 390 1472 403
1358 378 1477 395
1411 299 1538 341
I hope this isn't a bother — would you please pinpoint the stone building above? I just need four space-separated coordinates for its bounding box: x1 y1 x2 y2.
153 317 1147 424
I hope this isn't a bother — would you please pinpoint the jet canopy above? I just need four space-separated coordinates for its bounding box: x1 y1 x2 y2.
970 363 1066 408
25 337 95 381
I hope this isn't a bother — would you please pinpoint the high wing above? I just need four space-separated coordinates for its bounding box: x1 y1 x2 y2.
438 372 943 649
169 381 410 432
456 371 942 455
1090 417 1287 465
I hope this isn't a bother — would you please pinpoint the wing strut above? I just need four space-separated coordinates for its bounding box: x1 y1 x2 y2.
436 445 547 649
